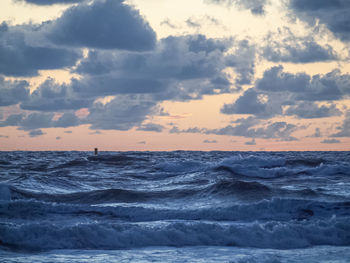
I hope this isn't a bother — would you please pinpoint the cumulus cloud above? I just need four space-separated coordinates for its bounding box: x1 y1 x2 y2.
205 0 268 15
47 0 156 51
289 0 350 42
0 77 29 106
0 114 24 127
86 95 158 130
0 22 82 76
331 111 350 137
75 34 236 101
20 78 92 111
256 66 349 101
225 40 256 86
221 66 350 120
284 102 342 119
10 112 80 131
262 28 338 63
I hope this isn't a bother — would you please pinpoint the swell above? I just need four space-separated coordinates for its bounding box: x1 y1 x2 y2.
1 217 349 250
2 198 349 222
3 177 273 203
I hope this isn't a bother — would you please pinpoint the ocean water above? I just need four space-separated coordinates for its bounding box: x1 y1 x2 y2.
0 151 350 262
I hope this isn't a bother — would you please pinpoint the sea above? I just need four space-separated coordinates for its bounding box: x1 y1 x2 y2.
0 151 349 262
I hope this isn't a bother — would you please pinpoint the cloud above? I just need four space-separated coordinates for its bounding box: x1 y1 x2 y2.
308 128 322 138
0 135 9 138
289 0 350 42
64 130 72 134
75 34 235 100
15 0 85 5
255 65 349 101
203 139 217 143
28 129 45 137
47 0 156 51
14 112 80 131
245 138 256 145
284 102 342 119
321 138 341 144
221 88 271 117
169 117 299 141
137 141 146 144
0 22 82 76
86 95 158 130
205 0 268 15
160 19 178 29
206 120 299 141
0 77 29 106
56 136 62 140
137 123 164 132
262 28 338 63
225 40 256 85
20 78 92 111
331 111 350 137
0 114 24 127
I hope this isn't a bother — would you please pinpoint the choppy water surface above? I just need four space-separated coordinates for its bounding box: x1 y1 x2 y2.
0 151 350 262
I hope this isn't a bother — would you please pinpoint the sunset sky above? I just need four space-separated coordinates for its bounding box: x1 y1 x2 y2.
0 0 350 151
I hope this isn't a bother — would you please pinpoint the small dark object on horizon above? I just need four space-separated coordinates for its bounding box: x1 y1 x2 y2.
94 148 98 155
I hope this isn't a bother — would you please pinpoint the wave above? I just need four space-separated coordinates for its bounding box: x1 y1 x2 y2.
2 198 349 223
1 217 349 250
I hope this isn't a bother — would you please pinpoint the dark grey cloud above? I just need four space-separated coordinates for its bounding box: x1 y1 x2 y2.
0 114 24 127
20 78 92 111
225 40 256 86
0 22 82 76
0 135 9 138
256 66 349 101
206 0 268 15
331 111 350 137
15 0 85 5
53 112 79 128
75 35 235 100
0 77 29 106
221 66 350 120
47 0 156 51
284 102 342 119
64 130 72 134
321 138 341 144
86 95 158 130
15 112 80 131
221 88 269 116
28 129 45 137
56 136 62 140
262 28 338 63
137 123 164 132
289 0 350 42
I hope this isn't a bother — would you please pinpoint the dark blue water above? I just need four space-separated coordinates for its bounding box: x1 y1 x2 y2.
1 151 350 262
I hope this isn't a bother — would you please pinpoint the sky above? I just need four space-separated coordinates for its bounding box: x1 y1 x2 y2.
0 0 350 151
